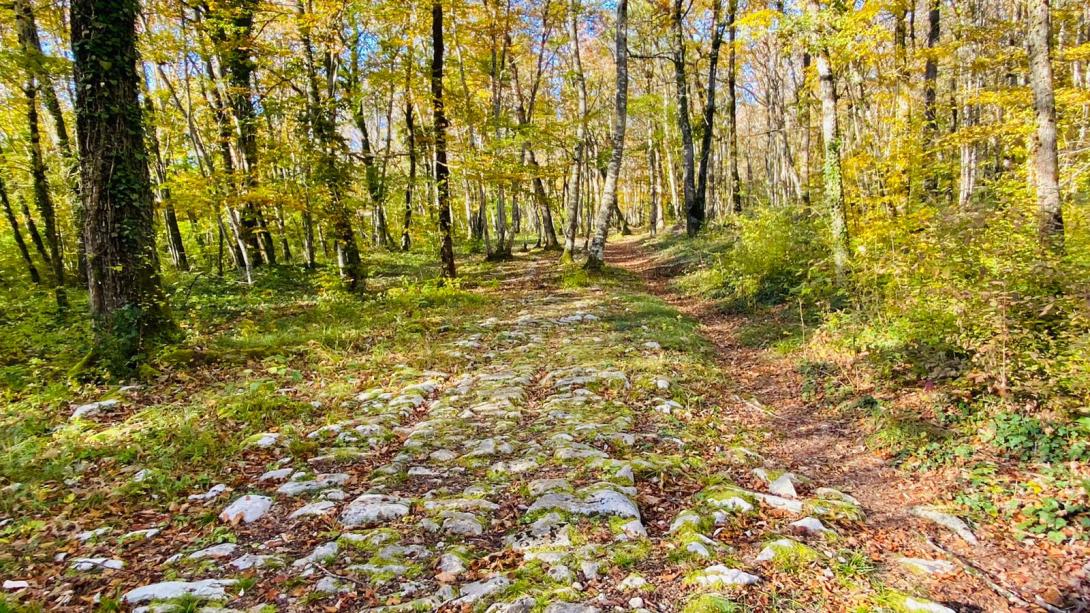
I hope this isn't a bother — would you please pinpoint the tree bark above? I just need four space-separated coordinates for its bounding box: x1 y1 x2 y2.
433 0 456 279
562 0 589 261
16 0 66 308
205 0 268 264
725 0 742 213
695 0 727 224
143 88 190 271
19 196 51 267
922 0 941 197
0 161 41 284
402 88 417 251
72 0 174 371
672 0 698 236
1027 0 1065 253
297 0 361 286
808 0 850 280
584 0 628 269
14 0 87 282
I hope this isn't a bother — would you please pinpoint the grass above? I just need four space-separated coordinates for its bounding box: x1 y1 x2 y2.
0 245 498 581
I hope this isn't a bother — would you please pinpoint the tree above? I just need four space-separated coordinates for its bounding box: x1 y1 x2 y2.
433 0 456 279
584 0 628 270
13 0 86 280
15 0 66 308
402 68 417 252
0 148 40 284
71 0 174 371
1027 0 1064 254
808 0 850 280
204 0 273 265
694 0 726 225
561 0 589 262
724 0 742 213
672 0 698 237
922 0 941 197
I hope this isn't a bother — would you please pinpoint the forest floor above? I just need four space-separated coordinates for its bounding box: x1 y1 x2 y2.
0 241 1086 612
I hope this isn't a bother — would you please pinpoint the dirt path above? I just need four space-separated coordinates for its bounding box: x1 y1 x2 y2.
608 235 1087 613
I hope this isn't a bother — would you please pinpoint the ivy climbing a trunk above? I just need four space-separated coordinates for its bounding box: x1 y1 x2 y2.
72 0 175 375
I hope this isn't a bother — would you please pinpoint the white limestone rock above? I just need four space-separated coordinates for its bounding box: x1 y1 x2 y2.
912 506 978 546
246 432 281 448
340 494 411 528
290 501 337 519
219 495 273 524
688 565 761 587
71 399 118 420
189 483 227 502
258 467 293 482
790 516 832 536
276 473 349 496
76 527 111 543
451 576 510 606
896 557 956 575
70 557 124 572
229 554 282 571
123 579 237 604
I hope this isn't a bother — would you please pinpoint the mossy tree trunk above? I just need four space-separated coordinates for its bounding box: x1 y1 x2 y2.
1027 0 1065 254
808 0 850 281
72 0 175 373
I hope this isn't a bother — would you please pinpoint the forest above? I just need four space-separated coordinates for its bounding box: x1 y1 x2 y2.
1 0 1089 610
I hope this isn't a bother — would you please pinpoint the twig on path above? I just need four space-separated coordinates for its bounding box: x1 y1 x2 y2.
925 537 1068 613
733 394 777 416
314 562 372 589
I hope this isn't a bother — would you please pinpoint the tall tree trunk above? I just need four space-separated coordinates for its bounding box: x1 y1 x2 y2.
672 0 698 236
695 0 726 225
956 4 978 210
16 0 66 308
20 197 51 267
922 0 941 197
72 0 174 371
892 2 911 211
725 0 742 213
14 0 87 282
1028 0 1064 253
433 0 456 279
584 0 628 269
0 163 41 284
354 104 390 248
143 89 190 271
648 132 660 237
800 52 812 207
808 0 850 280
297 0 360 286
486 0 513 259
402 90 417 251
562 0 589 261
205 0 267 264
527 147 560 249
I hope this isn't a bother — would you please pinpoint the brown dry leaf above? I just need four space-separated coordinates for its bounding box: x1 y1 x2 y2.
1040 586 1064 606
435 571 457 583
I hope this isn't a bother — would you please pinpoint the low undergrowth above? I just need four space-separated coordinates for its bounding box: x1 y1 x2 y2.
653 201 1090 543
0 246 492 578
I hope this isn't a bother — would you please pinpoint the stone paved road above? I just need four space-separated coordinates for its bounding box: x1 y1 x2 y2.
57 259 960 612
